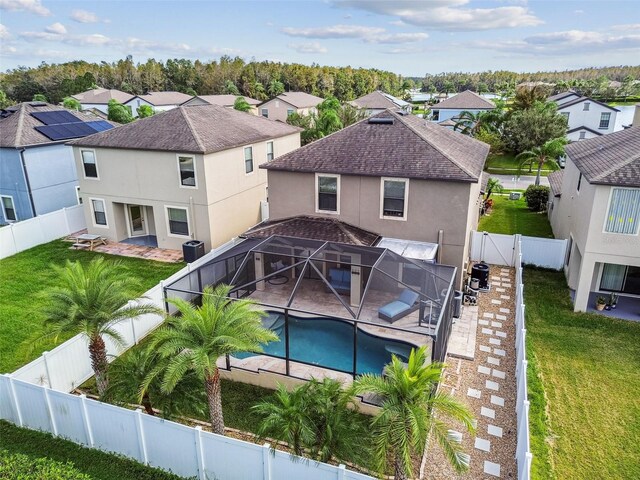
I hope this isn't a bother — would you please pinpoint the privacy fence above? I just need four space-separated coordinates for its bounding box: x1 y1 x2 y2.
0 204 86 260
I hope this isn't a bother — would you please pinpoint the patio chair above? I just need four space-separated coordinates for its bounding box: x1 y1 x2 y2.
378 289 420 323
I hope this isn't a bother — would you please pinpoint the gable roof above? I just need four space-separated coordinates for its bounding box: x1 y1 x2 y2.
266 91 324 108
556 96 619 112
433 90 495 111
242 215 381 246
0 102 115 148
68 104 301 154
183 95 261 107
548 91 580 104
548 170 563 197
262 110 489 183
71 88 134 105
130 91 193 106
567 126 603 136
565 126 640 188
351 90 410 110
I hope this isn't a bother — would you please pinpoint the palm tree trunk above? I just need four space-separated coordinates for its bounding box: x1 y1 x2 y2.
535 163 542 186
141 392 155 416
205 368 225 435
88 335 109 397
394 452 408 480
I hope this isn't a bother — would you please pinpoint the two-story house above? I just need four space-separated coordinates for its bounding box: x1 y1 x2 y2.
350 91 412 116
429 90 495 123
548 91 620 141
548 126 640 312
182 95 261 115
124 91 193 118
71 88 134 114
0 102 114 223
69 105 301 251
261 110 489 286
258 92 323 122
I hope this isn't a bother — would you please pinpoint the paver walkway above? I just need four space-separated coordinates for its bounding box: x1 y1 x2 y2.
423 265 517 479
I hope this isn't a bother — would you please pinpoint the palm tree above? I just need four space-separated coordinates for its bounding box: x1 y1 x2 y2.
353 347 475 480
267 79 285 97
516 137 567 186
485 177 504 200
147 284 277 435
233 96 252 112
42 258 162 397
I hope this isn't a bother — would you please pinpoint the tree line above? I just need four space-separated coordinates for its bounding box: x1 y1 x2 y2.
0 56 405 105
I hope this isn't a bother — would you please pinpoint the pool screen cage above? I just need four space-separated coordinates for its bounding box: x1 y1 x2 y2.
163 235 457 372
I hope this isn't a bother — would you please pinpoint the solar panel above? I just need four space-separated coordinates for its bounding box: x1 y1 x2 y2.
35 122 98 141
31 111 83 125
86 120 114 132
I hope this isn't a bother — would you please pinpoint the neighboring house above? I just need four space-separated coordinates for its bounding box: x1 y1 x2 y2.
69 105 301 251
0 102 114 223
548 91 620 141
548 126 640 312
258 92 324 122
182 95 261 115
261 110 490 285
125 91 194 118
429 90 495 122
71 88 135 114
350 90 412 116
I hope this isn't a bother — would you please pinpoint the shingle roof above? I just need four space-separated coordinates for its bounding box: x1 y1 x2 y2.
270 91 324 108
68 104 301 154
556 96 619 112
565 126 640 188
184 95 261 107
242 216 381 246
71 88 134 105
133 91 193 106
433 90 495 110
548 170 563 197
548 91 580 103
262 110 489 183
0 102 116 148
351 91 409 110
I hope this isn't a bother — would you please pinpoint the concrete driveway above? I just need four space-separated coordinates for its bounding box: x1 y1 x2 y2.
488 173 550 190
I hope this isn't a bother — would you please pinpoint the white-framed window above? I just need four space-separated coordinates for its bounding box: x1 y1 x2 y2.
315 173 340 214
261 108 268 118
599 112 611 129
90 198 107 227
177 155 197 188
579 131 586 140
266 141 274 161
380 177 409 220
287 109 295 116
81 149 98 179
583 102 590 111
244 146 254 174
1 195 17 222
604 188 640 235
165 206 190 237
75 186 82 205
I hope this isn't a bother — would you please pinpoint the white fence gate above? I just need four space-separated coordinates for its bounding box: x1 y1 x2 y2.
469 230 567 269
0 204 87 260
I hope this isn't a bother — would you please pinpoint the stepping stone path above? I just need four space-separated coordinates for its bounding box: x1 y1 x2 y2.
475 437 491 452
485 461 501 477
491 321 503 328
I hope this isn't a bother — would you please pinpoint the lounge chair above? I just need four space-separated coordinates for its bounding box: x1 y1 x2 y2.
378 289 420 323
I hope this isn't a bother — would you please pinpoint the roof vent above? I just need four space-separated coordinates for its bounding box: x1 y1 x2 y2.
368 117 394 125
29 102 48 107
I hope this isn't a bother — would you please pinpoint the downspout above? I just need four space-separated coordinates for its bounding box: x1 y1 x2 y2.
189 196 197 240
437 229 444 264
19 148 36 217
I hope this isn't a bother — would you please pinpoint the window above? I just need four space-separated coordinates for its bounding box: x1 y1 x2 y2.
601 264 640 295
261 108 268 118
583 102 590 111
166 207 189 236
287 109 295 116
75 186 82 205
91 199 107 226
579 131 586 140
599 112 611 129
604 188 640 234
381 178 408 219
244 146 254 174
266 141 274 161
316 174 339 213
432 110 440 121
81 150 98 178
577 173 582 192
178 155 196 187
1 196 17 222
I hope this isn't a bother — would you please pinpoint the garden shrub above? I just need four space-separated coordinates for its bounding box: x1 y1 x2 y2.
0 450 91 479
524 185 550 212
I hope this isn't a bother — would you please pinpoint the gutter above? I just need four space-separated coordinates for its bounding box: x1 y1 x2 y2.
18 148 37 217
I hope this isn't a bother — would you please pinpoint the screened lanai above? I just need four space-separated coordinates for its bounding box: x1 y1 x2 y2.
164 235 457 375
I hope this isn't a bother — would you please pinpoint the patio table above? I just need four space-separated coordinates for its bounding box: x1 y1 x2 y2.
73 234 107 251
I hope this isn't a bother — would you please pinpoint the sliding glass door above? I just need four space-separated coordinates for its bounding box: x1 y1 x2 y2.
601 263 640 295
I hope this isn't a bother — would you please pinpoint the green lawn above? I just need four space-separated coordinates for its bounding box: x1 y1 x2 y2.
484 153 554 177
477 194 553 238
0 240 184 373
0 421 185 480
524 269 640 480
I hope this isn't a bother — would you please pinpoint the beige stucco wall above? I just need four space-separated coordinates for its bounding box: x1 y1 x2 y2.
266 170 478 285
259 99 316 122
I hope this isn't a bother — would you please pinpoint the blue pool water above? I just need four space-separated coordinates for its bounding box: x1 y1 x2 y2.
234 312 414 375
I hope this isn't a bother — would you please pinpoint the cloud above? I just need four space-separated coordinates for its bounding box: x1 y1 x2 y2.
0 0 50 16
282 24 384 39
45 22 67 35
70 9 100 23
334 0 542 31
288 42 328 54
366 32 428 44
0 23 10 39
574 9 584 15
612 23 640 32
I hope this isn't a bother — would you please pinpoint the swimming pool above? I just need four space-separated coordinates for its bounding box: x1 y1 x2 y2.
233 312 415 375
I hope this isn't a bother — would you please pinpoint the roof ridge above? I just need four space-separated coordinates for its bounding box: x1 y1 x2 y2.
15 103 26 146
393 112 477 179
334 217 362 245
179 107 206 153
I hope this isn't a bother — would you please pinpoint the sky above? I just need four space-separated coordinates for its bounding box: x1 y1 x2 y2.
1 0 639 76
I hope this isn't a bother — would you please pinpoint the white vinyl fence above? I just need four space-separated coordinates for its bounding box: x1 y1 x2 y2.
469 230 567 269
0 375 373 480
0 204 86 260
8 238 245 392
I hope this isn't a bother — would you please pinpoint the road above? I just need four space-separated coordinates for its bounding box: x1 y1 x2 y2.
488 173 550 189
